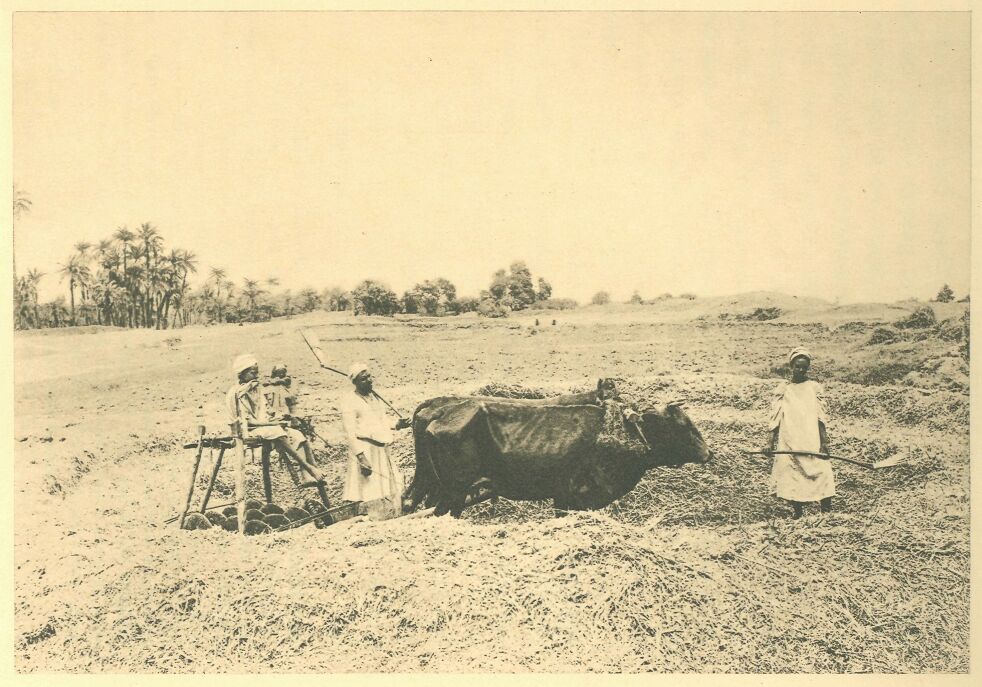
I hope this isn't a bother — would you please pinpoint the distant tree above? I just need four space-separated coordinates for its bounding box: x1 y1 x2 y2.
403 278 457 316
351 280 399 316
322 286 351 312
455 296 480 313
488 269 510 305
628 290 644 305
507 261 537 310
477 297 509 318
240 278 269 321
11 185 31 285
298 287 321 312
591 291 610 306
58 255 90 325
935 284 955 303
536 277 552 302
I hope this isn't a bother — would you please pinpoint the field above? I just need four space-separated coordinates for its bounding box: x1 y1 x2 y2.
12 292 970 672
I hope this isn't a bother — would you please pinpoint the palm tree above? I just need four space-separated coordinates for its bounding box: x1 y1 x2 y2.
165 249 198 328
26 268 44 328
125 262 146 327
72 242 94 317
12 185 32 288
13 185 32 219
209 266 227 323
241 278 266 321
59 255 90 326
223 279 236 311
138 223 162 326
48 296 68 328
112 227 136 326
14 276 32 329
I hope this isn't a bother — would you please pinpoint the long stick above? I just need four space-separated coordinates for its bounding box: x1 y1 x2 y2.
743 449 889 469
299 329 347 377
372 391 405 419
299 328 404 417
178 426 207 529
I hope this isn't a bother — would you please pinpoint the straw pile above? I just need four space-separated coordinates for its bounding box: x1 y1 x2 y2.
16 360 969 672
16 500 967 672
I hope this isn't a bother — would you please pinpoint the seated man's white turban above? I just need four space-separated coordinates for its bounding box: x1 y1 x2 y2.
232 353 259 376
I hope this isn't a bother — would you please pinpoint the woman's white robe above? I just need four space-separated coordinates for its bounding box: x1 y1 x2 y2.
768 380 835 502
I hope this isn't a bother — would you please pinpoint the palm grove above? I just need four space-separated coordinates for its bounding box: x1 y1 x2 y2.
12 190 565 330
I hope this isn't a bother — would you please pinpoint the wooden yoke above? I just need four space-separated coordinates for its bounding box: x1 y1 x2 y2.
230 419 248 535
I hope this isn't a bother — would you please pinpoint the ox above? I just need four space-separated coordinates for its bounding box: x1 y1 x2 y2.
405 392 711 517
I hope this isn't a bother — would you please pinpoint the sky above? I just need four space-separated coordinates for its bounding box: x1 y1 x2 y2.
11 11 971 305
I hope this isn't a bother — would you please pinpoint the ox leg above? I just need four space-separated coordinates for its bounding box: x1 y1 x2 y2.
432 495 452 517
448 491 468 518
553 497 571 518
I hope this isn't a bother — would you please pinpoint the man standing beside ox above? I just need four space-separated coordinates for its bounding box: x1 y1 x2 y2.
340 362 413 507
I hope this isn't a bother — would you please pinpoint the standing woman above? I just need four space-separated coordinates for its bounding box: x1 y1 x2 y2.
340 362 412 505
765 348 834 519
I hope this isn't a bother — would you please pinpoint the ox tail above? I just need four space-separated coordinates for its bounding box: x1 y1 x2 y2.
405 403 441 512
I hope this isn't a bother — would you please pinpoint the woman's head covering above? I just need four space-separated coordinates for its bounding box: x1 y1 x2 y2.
232 353 258 376
271 361 287 376
348 361 369 381
788 348 812 366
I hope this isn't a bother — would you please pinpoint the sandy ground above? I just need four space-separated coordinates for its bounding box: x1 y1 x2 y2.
12 293 970 672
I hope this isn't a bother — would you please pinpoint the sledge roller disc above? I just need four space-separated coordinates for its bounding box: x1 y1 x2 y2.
204 512 227 528
245 498 264 512
181 513 212 531
264 514 290 530
260 503 285 516
244 520 271 536
223 516 239 532
284 507 311 523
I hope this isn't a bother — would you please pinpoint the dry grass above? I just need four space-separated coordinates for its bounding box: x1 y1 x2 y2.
13 302 969 673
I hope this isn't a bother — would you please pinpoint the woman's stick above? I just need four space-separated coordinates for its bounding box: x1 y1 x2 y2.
743 449 901 469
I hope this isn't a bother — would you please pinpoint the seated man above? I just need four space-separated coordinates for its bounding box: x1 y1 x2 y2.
262 362 316 464
226 353 325 488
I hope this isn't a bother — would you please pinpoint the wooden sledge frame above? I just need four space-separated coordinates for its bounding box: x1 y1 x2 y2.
177 424 331 533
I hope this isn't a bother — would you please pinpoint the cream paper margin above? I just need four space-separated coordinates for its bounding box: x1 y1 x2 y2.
0 1 976 686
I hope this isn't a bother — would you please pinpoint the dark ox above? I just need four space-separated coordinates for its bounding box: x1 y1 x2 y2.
405 394 711 517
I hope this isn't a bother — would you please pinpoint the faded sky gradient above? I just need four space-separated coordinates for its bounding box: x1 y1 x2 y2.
12 11 971 304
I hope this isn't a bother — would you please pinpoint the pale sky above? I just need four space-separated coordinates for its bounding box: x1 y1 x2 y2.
12 11 971 304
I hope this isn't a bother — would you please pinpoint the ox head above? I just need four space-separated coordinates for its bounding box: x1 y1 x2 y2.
638 401 711 468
